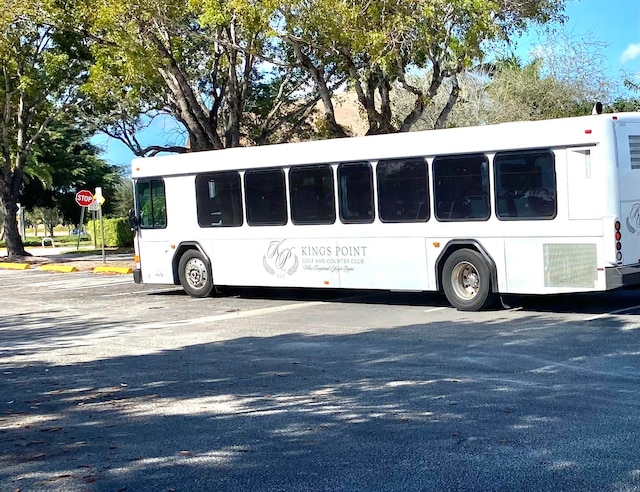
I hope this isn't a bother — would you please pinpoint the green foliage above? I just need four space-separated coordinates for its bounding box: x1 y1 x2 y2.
0 236 41 248
30 207 62 237
623 78 640 93
0 1 92 256
613 78 640 112
87 217 134 247
606 98 639 113
110 177 135 218
69 0 567 153
19 115 121 226
485 58 585 121
276 0 566 132
486 45 628 122
0 234 92 248
77 0 278 152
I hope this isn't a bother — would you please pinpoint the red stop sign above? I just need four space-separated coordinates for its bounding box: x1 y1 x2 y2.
75 190 94 207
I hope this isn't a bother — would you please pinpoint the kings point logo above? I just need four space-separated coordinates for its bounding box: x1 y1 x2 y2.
263 240 299 276
263 239 369 277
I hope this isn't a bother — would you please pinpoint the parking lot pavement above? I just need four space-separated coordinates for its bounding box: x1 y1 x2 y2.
0 271 638 491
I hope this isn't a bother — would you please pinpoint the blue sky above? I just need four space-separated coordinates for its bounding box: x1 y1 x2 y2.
517 0 640 77
568 0 639 68
96 0 640 168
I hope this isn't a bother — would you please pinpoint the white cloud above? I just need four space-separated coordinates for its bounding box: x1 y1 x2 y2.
620 43 640 63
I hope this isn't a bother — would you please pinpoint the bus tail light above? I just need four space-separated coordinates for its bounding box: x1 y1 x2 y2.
614 220 622 263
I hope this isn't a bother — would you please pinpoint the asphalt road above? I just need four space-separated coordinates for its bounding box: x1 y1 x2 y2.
0 269 639 492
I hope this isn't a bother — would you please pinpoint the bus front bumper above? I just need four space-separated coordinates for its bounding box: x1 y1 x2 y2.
133 268 142 284
606 264 640 289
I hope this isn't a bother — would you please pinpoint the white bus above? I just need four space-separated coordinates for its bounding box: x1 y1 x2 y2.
129 112 640 311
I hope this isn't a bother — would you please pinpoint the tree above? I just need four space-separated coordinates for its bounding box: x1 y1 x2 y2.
483 31 615 123
275 0 566 135
30 206 61 237
484 58 584 122
76 0 319 155
0 202 4 239
19 116 121 226
0 2 89 257
110 175 135 218
70 0 566 156
608 77 640 112
392 29 620 129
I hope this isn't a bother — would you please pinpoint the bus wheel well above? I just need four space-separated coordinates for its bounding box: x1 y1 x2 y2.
173 242 210 285
436 241 498 294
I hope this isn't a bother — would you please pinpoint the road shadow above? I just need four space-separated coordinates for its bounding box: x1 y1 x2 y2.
1 311 638 491
148 284 640 315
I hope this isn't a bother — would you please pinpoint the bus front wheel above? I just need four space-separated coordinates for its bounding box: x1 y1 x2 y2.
442 249 495 311
178 250 214 298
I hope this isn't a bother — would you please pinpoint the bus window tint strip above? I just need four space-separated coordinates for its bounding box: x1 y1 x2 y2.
338 161 374 223
377 158 429 222
245 169 287 226
494 149 557 220
289 165 336 225
196 172 243 227
433 153 490 221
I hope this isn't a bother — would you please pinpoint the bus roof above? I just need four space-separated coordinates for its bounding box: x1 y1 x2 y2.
131 112 640 178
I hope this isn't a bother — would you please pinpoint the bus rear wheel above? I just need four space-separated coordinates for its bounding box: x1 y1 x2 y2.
442 249 495 311
178 250 214 298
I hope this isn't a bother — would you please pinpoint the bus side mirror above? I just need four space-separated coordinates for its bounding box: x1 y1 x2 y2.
128 209 139 231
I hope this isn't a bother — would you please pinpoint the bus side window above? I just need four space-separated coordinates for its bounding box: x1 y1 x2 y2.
136 179 167 229
338 161 374 223
433 154 489 221
195 172 243 227
289 165 336 225
245 169 287 226
376 158 429 222
494 149 556 220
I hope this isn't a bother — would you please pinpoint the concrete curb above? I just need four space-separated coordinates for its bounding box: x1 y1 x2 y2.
0 263 30 270
40 264 78 273
1 263 133 274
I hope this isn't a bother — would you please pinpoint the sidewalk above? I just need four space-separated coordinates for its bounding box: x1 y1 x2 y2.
0 244 134 274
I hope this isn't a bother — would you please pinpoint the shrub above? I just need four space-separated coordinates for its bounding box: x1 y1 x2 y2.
87 217 134 247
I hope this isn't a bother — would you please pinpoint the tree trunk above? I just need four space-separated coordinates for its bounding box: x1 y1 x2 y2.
288 37 348 139
0 188 27 257
434 74 461 130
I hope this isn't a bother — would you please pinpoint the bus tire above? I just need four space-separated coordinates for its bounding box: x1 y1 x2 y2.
442 249 496 311
178 249 214 298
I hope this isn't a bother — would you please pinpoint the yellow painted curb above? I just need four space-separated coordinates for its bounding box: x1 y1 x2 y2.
93 266 133 275
0 263 30 270
40 265 78 273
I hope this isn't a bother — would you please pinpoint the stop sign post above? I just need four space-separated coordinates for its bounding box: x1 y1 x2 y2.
74 188 106 261
75 190 95 252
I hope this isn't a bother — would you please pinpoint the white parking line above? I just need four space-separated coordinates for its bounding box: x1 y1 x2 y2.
424 307 447 313
56 278 132 291
584 304 640 321
134 301 326 330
